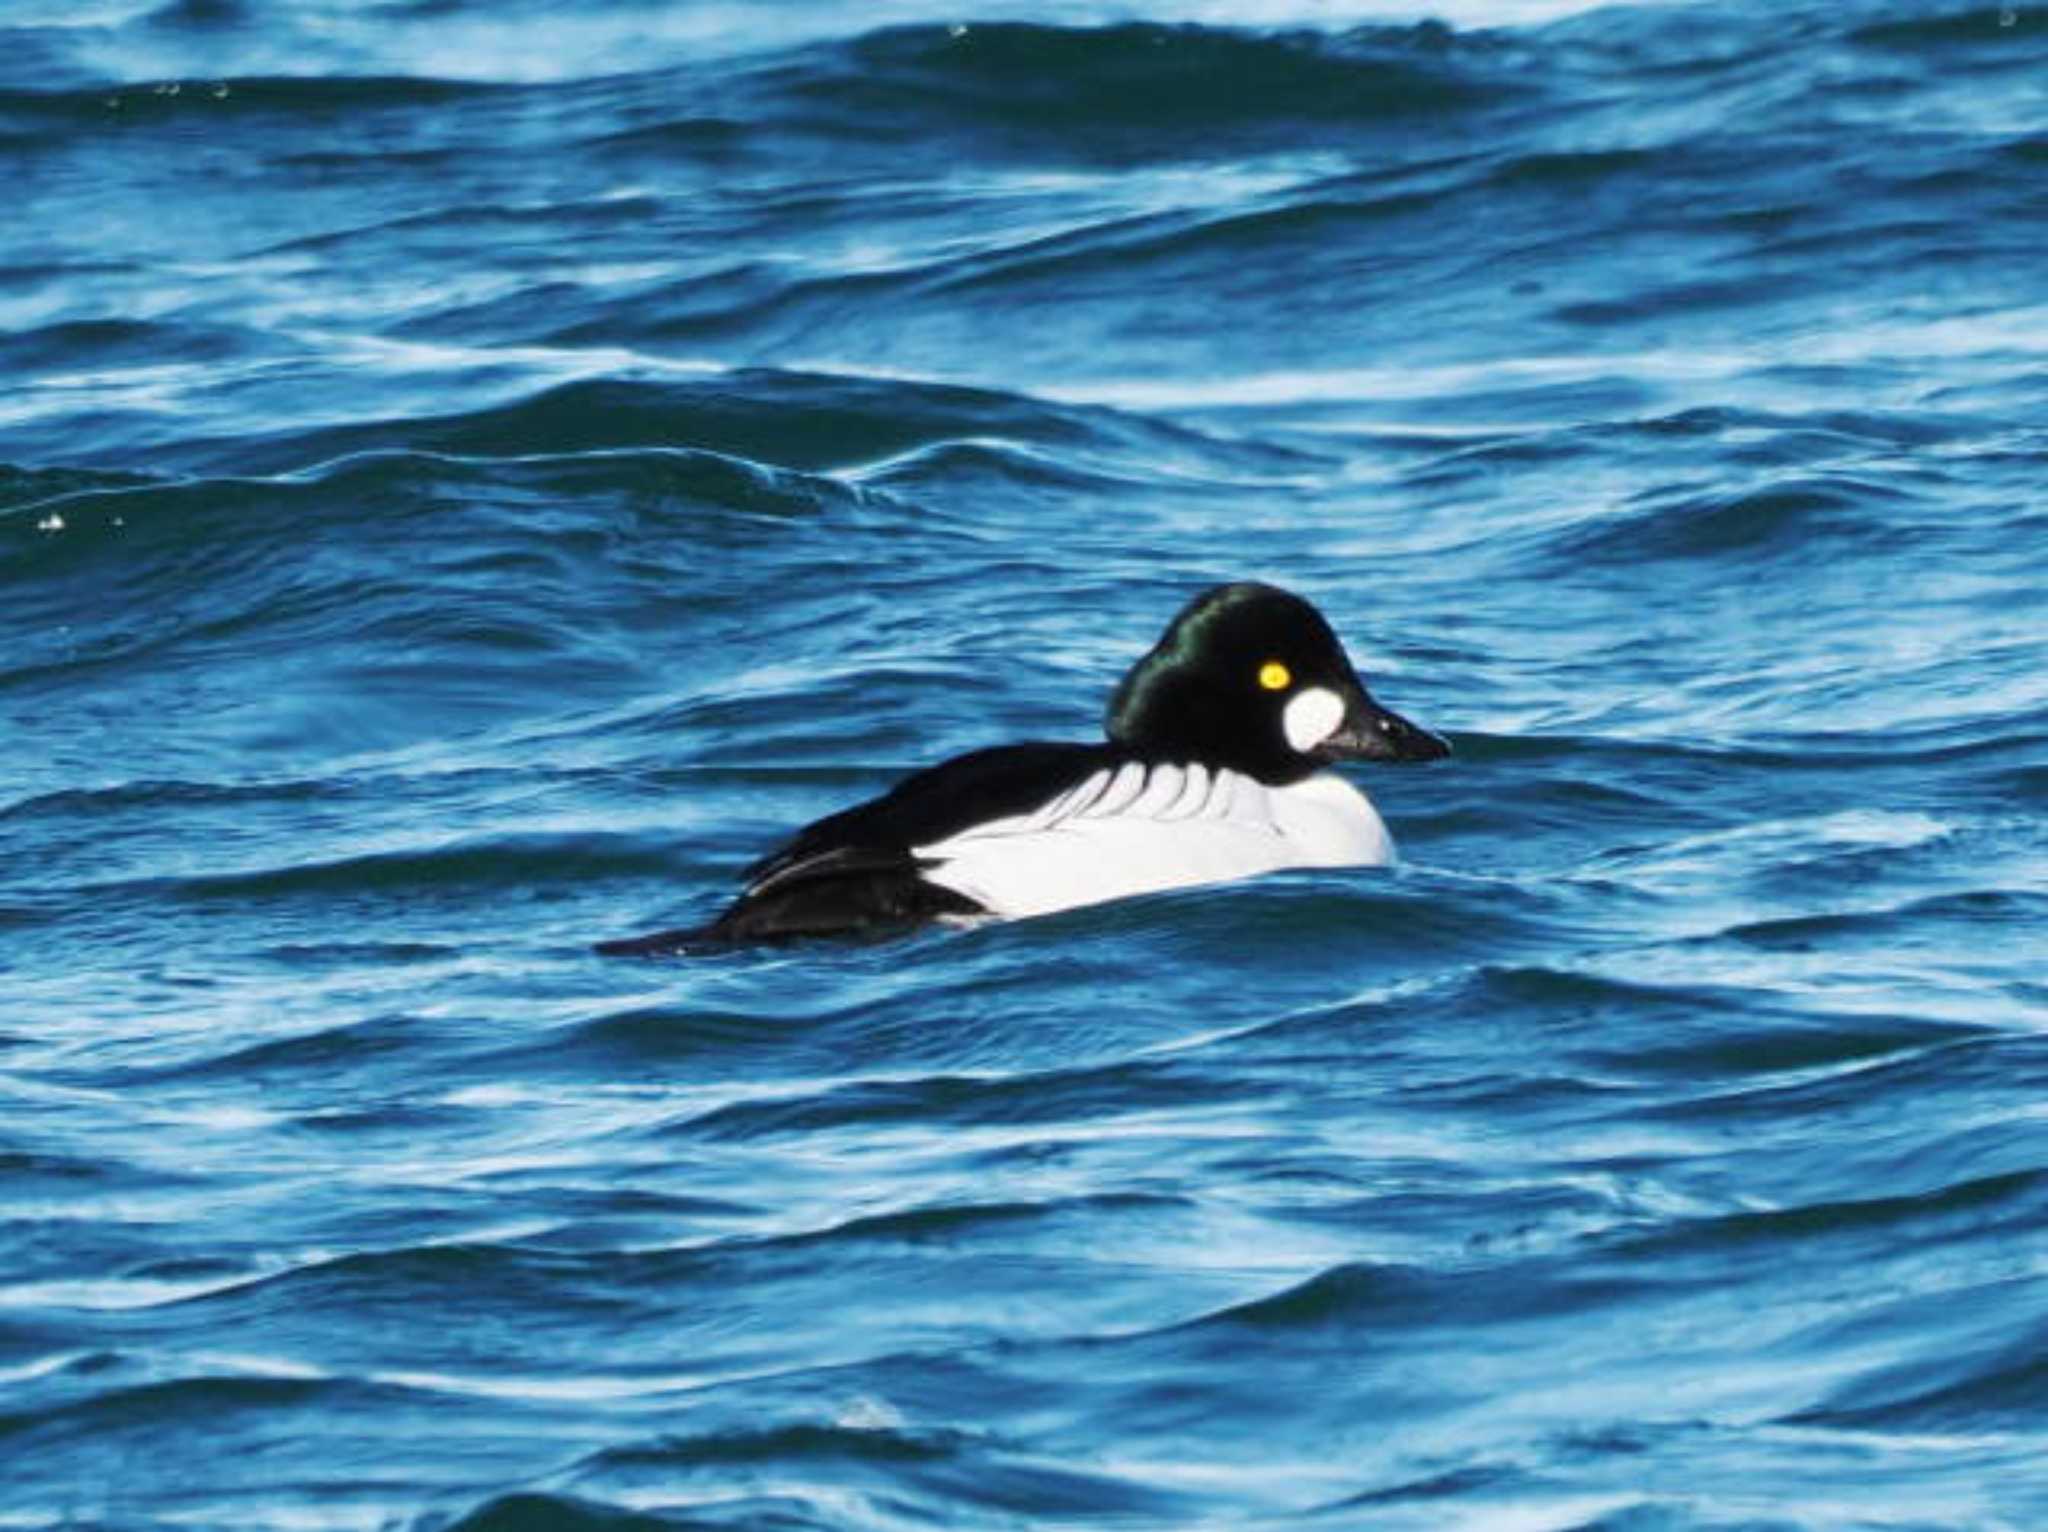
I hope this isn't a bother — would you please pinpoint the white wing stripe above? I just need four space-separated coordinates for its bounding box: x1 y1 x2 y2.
1054 768 1110 823
918 762 1324 849
1127 763 1185 818
1093 760 1148 817
915 766 1395 919
1161 761 1210 820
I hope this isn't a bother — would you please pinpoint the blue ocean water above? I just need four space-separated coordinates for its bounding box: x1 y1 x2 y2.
5 0 2047 1526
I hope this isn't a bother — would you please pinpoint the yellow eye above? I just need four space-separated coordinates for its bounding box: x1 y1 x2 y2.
1258 661 1291 691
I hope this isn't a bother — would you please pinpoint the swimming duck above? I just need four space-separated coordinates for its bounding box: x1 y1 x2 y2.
598 582 1447 952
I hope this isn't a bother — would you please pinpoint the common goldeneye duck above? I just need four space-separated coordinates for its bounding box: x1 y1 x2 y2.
598 582 1448 953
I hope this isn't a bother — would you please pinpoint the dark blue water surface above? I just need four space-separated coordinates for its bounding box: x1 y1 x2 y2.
6 1 2048 1527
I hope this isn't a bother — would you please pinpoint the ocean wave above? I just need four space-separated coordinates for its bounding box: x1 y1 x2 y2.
1627 1169 2048 1264
1553 475 1922 563
0 1369 361 1440
1849 6 2046 51
148 832 686 904
441 1493 689 1532
4 18 1515 163
1189 1259 1470 1331
675 1057 1256 1144
0 71 502 138
1719 887 2048 947
578 1417 1195 1521
0 462 155 516
794 21 1515 151
125 370 1208 478
588 1421 968 1471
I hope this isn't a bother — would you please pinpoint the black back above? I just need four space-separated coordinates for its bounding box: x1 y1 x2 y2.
596 743 1111 951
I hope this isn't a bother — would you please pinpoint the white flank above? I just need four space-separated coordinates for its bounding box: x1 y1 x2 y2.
915 763 1393 920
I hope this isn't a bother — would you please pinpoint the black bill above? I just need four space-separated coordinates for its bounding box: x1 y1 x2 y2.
1315 687 1451 764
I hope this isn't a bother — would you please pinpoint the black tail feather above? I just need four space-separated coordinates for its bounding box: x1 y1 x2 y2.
592 924 724 957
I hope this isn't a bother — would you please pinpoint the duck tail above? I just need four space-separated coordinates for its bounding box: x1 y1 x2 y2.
591 922 727 958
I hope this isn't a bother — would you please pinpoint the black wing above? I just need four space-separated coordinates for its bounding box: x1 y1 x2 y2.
741 742 1110 897
597 742 1112 952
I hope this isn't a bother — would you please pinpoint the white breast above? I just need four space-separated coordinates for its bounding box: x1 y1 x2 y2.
913 761 1393 921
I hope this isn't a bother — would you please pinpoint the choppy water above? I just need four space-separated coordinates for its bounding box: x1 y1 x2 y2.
6 2 2048 1527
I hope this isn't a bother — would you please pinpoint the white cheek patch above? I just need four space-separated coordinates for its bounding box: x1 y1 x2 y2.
1282 685 1346 753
